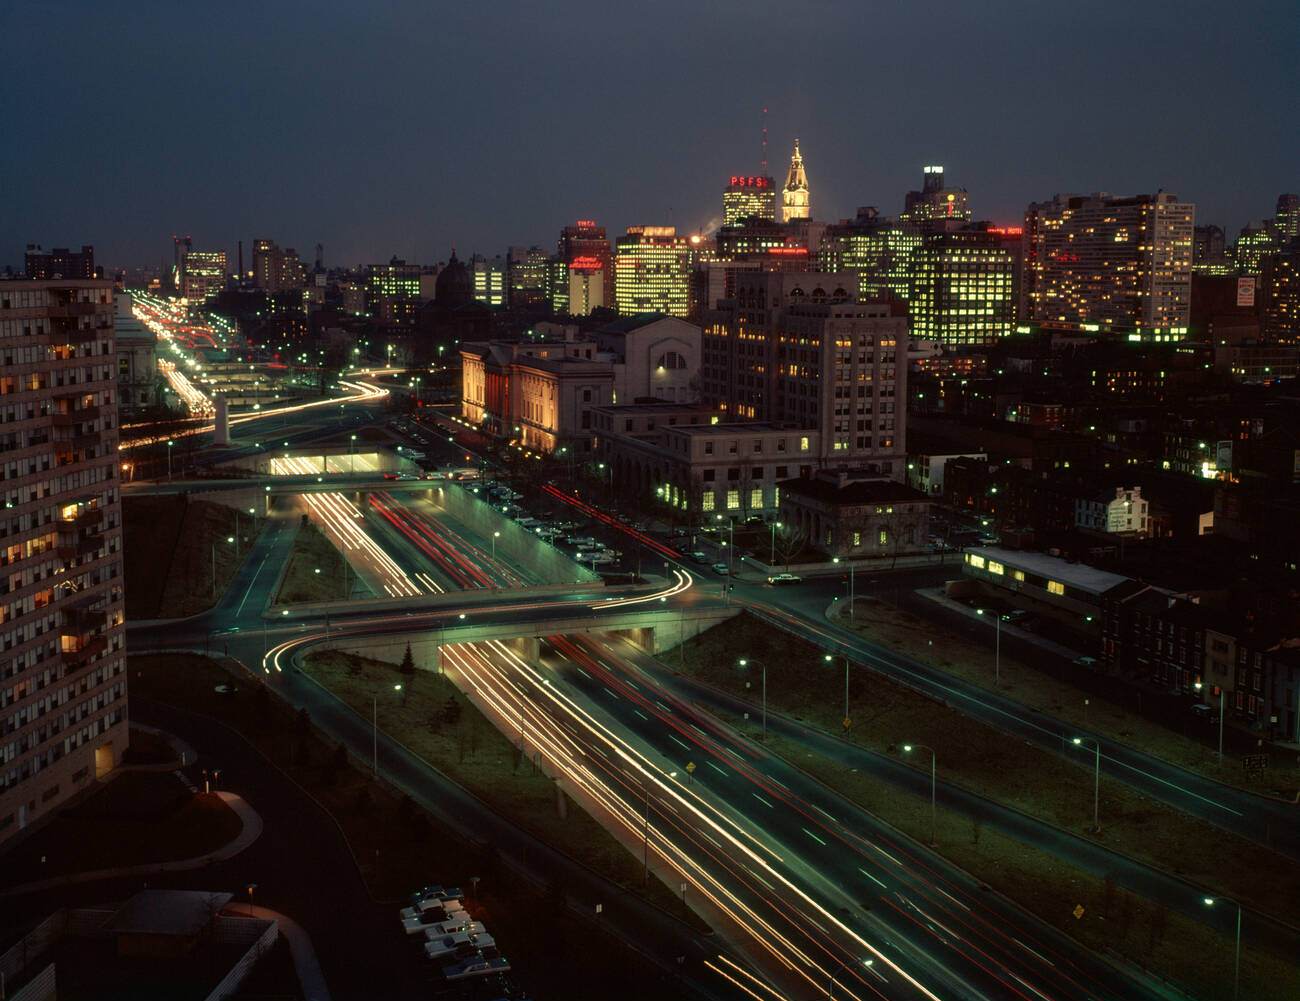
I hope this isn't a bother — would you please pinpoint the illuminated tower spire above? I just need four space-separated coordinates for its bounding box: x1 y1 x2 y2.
782 139 810 222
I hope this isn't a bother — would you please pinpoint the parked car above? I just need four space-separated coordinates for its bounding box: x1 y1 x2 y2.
766 573 802 585
443 955 512 981
421 919 484 941
402 911 481 936
399 896 464 922
577 550 617 565
423 930 473 960
1072 655 1098 669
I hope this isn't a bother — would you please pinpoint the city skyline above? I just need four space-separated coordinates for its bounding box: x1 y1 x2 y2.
2 0 1296 270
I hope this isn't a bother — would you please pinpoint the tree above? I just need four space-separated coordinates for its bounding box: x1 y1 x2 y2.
441 696 462 726
399 642 416 680
770 524 807 568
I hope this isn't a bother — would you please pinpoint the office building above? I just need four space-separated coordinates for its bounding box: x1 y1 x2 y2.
1023 192 1194 338
1276 193 1300 240
471 254 506 309
1192 225 1233 275
781 141 810 223
901 166 971 228
558 220 614 313
365 258 423 325
614 226 692 317
180 250 227 302
703 271 907 473
564 261 605 316
1262 247 1300 342
24 245 96 281
819 208 921 302
506 246 550 310
723 175 777 226
907 224 1016 346
0 279 128 847
252 239 307 293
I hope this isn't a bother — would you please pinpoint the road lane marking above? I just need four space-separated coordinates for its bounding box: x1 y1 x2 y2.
668 734 691 751
811 804 838 824
602 686 619 699
752 793 775 809
633 709 650 721
706 761 728 777
802 827 828 847
859 867 888 889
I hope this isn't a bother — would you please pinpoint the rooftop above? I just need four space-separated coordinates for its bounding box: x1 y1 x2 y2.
778 476 927 505
967 546 1132 595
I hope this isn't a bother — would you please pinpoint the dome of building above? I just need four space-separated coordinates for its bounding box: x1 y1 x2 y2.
435 250 473 308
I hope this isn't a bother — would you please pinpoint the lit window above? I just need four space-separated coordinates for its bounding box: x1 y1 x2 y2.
727 489 740 510
799 436 810 451
988 561 1004 575
702 491 715 512
1047 580 1065 596
878 529 888 547
1013 570 1025 582
750 488 763 509
968 554 986 569
853 531 861 547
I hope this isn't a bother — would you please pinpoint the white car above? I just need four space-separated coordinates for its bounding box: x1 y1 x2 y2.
398 896 464 922
421 919 484 941
443 955 511 981
577 550 617 565
423 930 472 960
766 573 802 585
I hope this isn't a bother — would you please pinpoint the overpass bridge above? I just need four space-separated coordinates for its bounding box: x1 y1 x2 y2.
122 472 455 499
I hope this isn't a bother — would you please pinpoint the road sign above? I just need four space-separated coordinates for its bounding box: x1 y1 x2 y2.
685 761 696 774
842 717 852 731
1073 905 1085 920
1243 753 1269 772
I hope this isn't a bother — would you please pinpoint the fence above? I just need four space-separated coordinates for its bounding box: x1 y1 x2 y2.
202 917 278 1001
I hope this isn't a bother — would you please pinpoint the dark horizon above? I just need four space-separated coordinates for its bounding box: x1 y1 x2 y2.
2 0 1296 271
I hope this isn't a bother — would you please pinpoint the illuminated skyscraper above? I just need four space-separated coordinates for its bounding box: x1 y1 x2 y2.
365 257 422 324
252 239 307 292
1262 247 1300 341
1023 192 1194 338
471 254 506 308
907 224 1015 346
0 278 128 848
180 250 227 302
901 166 971 228
614 226 691 317
781 141 810 223
723 175 777 226
819 208 921 303
506 246 550 310
1275 193 1300 240
1192 225 1234 276
1234 223 1281 275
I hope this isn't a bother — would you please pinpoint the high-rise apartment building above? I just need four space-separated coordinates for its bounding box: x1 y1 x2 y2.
1262 247 1300 342
1193 225 1234 276
614 226 692 317
1023 192 1194 338
0 279 128 846
723 175 777 226
703 272 907 474
907 224 1015 346
24 245 96 281
1234 223 1281 275
781 142 810 223
252 239 307 293
901 166 971 228
471 255 506 309
506 246 550 310
180 250 227 302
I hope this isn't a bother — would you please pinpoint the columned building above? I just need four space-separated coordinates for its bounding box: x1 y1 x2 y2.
0 279 128 846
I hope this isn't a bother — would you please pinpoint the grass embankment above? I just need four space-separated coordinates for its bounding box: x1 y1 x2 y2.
300 648 706 930
0 771 241 887
844 595 1300 793
129 653 692 1001
123 496 263 619
670 614 1300 998
273 522 363 604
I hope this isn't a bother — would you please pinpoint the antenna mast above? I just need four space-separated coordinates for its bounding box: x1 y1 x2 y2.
761 106 768 175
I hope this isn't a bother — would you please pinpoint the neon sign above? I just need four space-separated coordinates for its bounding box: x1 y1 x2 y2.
728 176 770 188
988 226 1024 237
569 256 603 271
575 219 597 227
765 247 808 256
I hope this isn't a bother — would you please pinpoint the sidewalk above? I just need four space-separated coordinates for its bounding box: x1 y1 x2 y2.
242 904 332 1001
0 791 263 898
915 585 1087 660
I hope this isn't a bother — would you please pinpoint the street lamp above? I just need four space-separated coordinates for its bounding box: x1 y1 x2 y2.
738 658 767 739
349 433 358 473
1071 737 1102 833
824 653 850 726
715 514 734 601
975 608 1002 686
491 530 500 560
166 439 175 480
211 535 236 599
373 683 403 778
769 520 783 566
1203 896 1242 1001
832 556 856 618
1194 681 1225 762
902 743 938 846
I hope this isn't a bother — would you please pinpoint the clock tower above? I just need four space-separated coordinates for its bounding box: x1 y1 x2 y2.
781 140 810 223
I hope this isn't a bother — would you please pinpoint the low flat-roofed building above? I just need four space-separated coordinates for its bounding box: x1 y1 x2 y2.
778 472 930 558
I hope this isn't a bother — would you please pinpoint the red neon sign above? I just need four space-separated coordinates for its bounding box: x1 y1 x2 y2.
766 246 808 256
987 226 1023 237
569 256 603 271
575 219 597 227
728 176 769 188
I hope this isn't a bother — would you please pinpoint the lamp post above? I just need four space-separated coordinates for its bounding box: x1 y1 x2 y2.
824 653 850 725
491 530 500 561
902 744 938 846
246 882 257 918
211 536 235 599
1071 736 1102 833
166 439 175 480
769 520 783 566
716 514 733 603
1203 896 1242 1001
349 433 357 473
1194 681 1226 762
832 556 856 618
738 658 767 739
976 607 1002 686
373 683 402 777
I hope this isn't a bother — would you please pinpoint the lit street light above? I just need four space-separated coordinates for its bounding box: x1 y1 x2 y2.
902 743 938 846
738 658 767 739
769 520 783 566
832 556 856 618
374 683 403 777
975 607 1003 686
1203 896 1242 1001
823 653 850 726
1071 736 1102 833
492 530 500 560
1194 680 1225 761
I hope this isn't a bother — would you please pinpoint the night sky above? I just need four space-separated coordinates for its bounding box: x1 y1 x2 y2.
2 0 1296 272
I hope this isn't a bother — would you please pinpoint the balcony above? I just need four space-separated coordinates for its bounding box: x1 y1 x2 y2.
61 634 108 667
58 506 103 531
46 302 98 319
56 532 104 561
62 596 108 631
51 406 100 427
